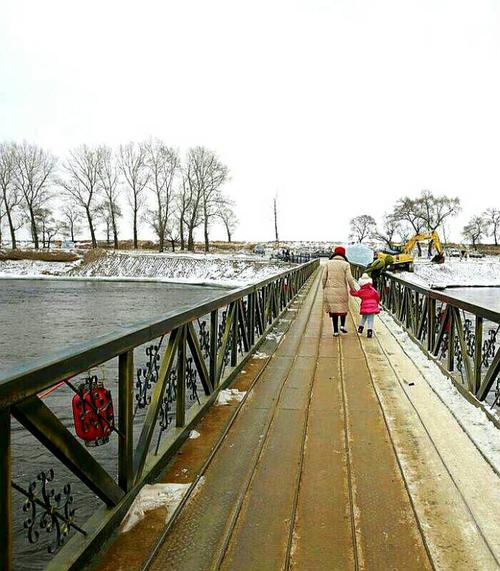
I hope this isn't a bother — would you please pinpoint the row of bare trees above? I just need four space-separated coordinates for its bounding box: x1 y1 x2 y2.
0 140 238 252
350 190 462 252
462 208 500 247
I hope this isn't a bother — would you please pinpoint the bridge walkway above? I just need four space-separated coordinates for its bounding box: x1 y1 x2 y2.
93 268 500 571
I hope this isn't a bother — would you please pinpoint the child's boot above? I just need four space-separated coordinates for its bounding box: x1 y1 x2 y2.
357 325 364 334
367 329 373 338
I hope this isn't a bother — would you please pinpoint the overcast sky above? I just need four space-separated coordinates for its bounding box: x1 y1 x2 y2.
1 0 499 243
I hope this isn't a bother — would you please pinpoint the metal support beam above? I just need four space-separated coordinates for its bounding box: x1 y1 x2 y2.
474 316 483 395
477 347 500 401
118 350 134 492
0 410 12 571
176 326 187 427
209 310 218 387
134 329 180 480
13 398 124 506
187 322 212 395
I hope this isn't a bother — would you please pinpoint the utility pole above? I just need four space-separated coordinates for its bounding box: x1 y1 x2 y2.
273 194 279 247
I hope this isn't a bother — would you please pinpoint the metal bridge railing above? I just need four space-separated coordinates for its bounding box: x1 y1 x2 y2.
0 259 319 570
350 263 500 415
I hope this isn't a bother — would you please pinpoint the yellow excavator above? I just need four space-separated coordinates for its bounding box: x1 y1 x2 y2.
377 231 445 271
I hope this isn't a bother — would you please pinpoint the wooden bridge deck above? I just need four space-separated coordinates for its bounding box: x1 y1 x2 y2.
92 269 500 571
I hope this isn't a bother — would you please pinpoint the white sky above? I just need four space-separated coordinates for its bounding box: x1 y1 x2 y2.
1 0 499 243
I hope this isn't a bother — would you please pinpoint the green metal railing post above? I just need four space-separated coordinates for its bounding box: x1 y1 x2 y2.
231 303 238 367
176 326 187 427
474 316 483 395
118 350 134 492
447 308 455 372
0 410 12 571
428 298 436 352
209 310 218 387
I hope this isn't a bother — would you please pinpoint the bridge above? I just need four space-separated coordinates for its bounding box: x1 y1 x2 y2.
1 260 499 570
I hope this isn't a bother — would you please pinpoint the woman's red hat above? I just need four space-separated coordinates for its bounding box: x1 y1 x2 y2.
334 246 346 256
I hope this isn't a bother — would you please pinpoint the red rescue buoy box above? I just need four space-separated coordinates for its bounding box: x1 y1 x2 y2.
72 379 115 447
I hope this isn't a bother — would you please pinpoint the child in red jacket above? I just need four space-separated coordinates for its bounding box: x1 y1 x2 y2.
350 273 380 338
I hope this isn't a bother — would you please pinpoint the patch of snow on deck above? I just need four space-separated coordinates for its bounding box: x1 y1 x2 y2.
189 430 201 439
120 483 190 533
380 312 500 473
216 388 246 405
253 351 269 359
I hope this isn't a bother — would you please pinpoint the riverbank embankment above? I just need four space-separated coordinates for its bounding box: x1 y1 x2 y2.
0 250 295 287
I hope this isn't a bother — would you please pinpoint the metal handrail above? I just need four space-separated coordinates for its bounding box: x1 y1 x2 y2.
0 259 319 570
0 260 318 408
350 262 500 407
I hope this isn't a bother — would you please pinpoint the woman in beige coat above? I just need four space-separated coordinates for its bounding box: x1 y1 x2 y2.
322 246 358 336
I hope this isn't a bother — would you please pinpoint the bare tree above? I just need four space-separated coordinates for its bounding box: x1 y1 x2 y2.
118 142 150 249
183 147 228 252
180 152 204 251
417 190 461 232
217 199 238 242
349 214 376 243
13 142 56 249
34 207 60 248
463 215 487 248
0 194 4 245
58 145 102 248
373 213 402 249
484 207 500 245
393 197 425 232
145 140 180 252
165 215 180 252
61 204 82 242
0 143 23 248
177 175 192 250
273 194 279 245
98 146 121 249
96 201 122 246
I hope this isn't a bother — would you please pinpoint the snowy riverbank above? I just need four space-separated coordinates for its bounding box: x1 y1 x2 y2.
399 259 500 289
0 251 295 286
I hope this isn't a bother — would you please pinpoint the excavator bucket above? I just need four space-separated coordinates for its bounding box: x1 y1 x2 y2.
431 253 445 264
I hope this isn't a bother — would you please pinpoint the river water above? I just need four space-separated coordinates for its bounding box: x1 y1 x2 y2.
443 287 500 314
0 279 229 569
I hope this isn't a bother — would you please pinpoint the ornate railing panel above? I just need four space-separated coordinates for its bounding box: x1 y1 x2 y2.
0 259 318 570
351 263 500 411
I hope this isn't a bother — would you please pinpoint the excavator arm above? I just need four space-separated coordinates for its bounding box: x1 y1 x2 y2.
402 231 444 256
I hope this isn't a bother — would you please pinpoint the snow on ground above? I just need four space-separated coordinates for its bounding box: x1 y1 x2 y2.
0 251 296 286
216 388 246 405
0 258 82 277
189 430 201 439
253 351 269 359
399 259 500 288
120 483 190 533
380 312 500 473
71 252 295 286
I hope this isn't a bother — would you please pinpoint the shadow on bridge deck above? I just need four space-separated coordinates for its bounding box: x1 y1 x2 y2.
92 270 500 571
